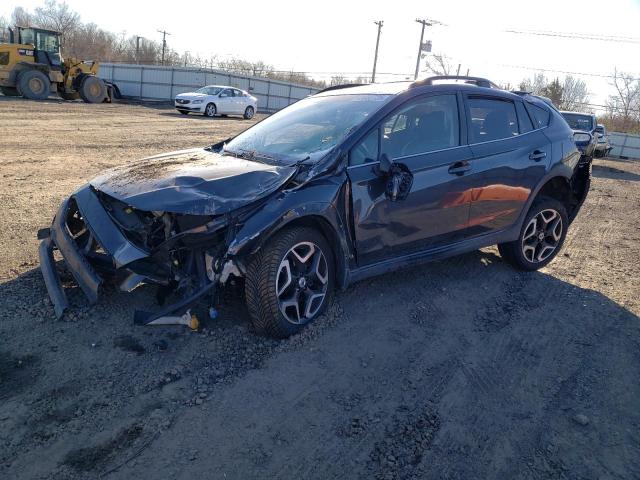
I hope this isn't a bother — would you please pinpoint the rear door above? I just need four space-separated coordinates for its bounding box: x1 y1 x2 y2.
463 95 550 236
347 93 474 265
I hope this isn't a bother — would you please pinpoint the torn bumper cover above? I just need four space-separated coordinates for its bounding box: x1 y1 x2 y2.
38 185 220 321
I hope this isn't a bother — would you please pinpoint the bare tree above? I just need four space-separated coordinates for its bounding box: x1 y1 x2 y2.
607 68 640 125
519 72 548 95
560 75 590 110
0 16 9 42
33 0 80 38
422 54 453 76
11 7 33 27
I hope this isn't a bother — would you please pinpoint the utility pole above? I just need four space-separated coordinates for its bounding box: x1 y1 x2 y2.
135 36 143 64
371 20 383 83
414 18 443 80
157 29 171 66
184 51 189 67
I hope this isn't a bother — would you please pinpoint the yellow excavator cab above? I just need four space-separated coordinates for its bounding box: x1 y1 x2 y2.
0 26 115 103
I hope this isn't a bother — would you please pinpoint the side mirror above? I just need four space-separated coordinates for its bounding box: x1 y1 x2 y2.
378 153 392 174
573 132 592 144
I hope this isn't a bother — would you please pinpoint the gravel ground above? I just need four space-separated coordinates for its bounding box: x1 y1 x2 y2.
0 97 639 480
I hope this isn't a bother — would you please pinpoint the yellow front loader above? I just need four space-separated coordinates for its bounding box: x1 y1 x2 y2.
0 26 119 103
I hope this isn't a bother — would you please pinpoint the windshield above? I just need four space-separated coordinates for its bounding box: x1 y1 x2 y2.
224 94 390 164
196 87 222 95
562 113 593 131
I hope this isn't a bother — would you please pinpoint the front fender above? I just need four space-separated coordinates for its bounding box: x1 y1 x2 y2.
226 180 352 288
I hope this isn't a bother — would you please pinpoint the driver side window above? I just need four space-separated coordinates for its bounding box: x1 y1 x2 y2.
382 95 459 158
349 95 460 167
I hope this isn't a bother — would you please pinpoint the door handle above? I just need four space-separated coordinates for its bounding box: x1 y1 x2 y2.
529 150 546 161
448 160 472 176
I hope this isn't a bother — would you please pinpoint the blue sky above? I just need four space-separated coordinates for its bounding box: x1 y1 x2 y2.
3 0 640 109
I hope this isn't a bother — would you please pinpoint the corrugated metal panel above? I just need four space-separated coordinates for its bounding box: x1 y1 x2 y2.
609 132 640 160
99 63 320 112
173 70 206 87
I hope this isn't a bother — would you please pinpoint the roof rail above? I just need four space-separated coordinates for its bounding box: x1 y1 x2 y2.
315 83 366 94
411 75 500 89
511 90 532 96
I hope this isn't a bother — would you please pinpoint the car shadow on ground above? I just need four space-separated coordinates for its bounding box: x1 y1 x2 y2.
592 163 640 182
0 249 639 479
155 111 254 121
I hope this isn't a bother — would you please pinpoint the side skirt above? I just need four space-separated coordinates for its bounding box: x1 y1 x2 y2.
345 227 520 287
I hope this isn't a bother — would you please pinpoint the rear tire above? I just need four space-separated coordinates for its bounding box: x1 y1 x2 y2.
0 86 21 97
245 227 335 338
243 106 255 119
79 76 107 103
18 70 50 100
498 197 568 271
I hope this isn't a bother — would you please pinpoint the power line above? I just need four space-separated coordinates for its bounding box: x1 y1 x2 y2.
504 29 640 44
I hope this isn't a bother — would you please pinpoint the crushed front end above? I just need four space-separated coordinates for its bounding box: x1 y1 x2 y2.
39 184 239 324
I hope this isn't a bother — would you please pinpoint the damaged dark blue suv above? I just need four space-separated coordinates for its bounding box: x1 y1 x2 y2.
39 76 591 338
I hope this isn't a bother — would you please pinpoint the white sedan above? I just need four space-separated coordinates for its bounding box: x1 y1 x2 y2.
174 85 258 119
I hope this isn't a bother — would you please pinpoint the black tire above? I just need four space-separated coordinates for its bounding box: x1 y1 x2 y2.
243 106 255 120
245 227 335 338
79 76 107 103
204 103 216 117
18 70 50 100
0 86 21 97
498 197 568 271
178 110 190 115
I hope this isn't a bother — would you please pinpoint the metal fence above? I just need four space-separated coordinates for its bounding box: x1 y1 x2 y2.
98 63 320 113
609 132 640 160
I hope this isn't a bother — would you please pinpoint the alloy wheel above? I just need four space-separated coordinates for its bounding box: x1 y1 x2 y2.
205 104 216 116
276 241 329 324
521 208 563 263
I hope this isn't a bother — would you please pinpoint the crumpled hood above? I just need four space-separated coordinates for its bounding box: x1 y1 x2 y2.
90 148 297 215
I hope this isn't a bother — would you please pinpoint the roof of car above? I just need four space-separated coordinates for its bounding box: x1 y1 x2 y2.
560 110 594 116
314 76 526 101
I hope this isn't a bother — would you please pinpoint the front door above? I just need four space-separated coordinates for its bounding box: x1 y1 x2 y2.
347 93 474 266
217 88 234 114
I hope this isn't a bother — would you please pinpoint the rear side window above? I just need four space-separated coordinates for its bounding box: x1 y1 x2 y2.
528 104 550 128
515 102 534 133
0 52 8 65
468 97 518 143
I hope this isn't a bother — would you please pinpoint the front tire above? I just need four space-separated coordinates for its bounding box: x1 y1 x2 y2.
498 197 568 271
79 76 107 103
204 103 216 117
245 227 334 338
243 106 255 119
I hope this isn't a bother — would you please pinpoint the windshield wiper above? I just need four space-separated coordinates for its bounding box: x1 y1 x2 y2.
222 148 281 164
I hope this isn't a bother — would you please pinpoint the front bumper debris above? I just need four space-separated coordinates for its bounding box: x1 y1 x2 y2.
39 185 221 323
39 195 103 318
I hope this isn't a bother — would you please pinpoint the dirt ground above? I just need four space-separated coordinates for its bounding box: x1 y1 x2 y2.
1 97 639 480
